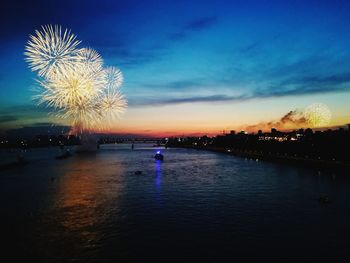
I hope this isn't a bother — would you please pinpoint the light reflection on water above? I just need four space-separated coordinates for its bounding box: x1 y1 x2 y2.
155 160 162 189
55 155 123 246
1 143 350 261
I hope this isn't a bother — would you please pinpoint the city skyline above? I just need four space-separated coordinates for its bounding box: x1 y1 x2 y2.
1 0 350 137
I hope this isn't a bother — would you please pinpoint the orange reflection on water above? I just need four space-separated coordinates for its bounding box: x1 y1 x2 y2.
54 154 124 243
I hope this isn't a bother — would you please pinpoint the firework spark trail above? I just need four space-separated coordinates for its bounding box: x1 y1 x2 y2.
60 103 102 132
25 25 127 134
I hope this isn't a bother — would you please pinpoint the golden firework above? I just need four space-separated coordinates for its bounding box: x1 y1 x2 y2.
97 88 127 129
36 65 106 110
304 103 332 128
25 25 127 134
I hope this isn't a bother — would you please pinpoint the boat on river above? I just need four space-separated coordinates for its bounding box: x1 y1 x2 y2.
154 150 164 161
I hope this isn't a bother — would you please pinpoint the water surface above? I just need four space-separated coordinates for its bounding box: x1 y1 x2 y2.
1 144 349 262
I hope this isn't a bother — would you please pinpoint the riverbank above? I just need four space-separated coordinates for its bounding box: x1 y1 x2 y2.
178 145 350 170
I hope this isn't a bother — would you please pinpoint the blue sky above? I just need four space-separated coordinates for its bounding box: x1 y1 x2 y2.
1 0 350 135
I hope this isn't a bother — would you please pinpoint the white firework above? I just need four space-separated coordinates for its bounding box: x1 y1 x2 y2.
25 25 81 78
104 66 124 89
304 103 332 128
75 48 103 73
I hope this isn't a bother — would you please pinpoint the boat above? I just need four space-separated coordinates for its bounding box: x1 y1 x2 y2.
154 150 164 161
56 150 72 160
0 155 29 170
318 195 331 204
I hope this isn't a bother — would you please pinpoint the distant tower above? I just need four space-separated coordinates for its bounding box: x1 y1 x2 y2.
305 128 313 136
271 128 277 136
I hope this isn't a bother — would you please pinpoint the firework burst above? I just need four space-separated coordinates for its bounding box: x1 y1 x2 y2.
36 65 106 109
304 103 332 128
104 66 124 89
75 48 103 73
25 25 81 78
25 25 127 134
97 88 127 129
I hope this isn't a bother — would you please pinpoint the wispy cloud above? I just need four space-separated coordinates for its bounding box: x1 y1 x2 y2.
141 79 207 91
31 122 58 126
129 94 247 106
0 115 18 123
283 71 350 87
237 41 263 58
131 70 350 107
0 104 53 130
101 15 219 67
155 94 246 104
170 16 218 40
0 104 50 113
109 49 162 67
186 16 218 30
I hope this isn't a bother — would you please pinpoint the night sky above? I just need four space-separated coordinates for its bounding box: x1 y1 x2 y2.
1 0 350 136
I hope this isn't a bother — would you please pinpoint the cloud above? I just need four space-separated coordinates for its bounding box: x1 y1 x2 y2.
244 110 307 132
0 104 51 114
114 16 218 67
284 71 350 87
113 49 162 67
131 69 350 106
93 15 219 68
170 16 218 40
142 79 207 91
31 122 57 126
130 94 248 106
256 71 350 99
0 115 18 123
185 16 218 31
96 41 159 68
237 41 263 58
160 94 245 104
0 104 55 132
104 15 219 67
166 80 203 89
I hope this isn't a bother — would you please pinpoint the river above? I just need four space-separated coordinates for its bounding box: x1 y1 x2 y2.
0 144 349 262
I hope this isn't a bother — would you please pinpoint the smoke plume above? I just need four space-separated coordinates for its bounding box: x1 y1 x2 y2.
244 110 307 132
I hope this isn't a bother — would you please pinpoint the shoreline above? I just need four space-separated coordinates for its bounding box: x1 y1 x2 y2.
1 143 349 171
177 145 350 171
